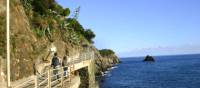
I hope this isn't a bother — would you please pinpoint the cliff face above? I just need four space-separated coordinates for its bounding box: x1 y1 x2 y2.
7 0 120 87
10 1 37 80
10 0 87 81
95 49 120 75
0 0 6 86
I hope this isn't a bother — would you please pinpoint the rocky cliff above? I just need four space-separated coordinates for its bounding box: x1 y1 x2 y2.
0 0 6 86
10 0 90 81
95 49 120 76
0 0 120 87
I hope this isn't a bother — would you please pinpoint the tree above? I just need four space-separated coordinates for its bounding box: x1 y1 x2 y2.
32 0 59 15
50 3 64 15
83 29 95 43
62 8 70 17
66 18 84 34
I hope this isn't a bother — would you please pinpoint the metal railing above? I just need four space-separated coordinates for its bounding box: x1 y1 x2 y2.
13 51 94 88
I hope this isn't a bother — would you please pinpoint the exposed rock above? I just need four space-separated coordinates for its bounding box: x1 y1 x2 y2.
4 1 120 87
9 1 87 81
0 0 6 87
95 49 120 76
144 55 155 62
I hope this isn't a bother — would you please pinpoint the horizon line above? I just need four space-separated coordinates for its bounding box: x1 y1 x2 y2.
119 53 200 58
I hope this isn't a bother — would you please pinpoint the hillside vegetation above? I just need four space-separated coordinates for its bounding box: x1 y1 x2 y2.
8 0 120 85
20 0 95 44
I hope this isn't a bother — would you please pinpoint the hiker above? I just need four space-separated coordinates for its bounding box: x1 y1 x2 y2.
51 52 61 79
62 55 68 77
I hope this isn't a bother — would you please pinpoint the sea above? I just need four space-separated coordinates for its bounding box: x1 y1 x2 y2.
98 54 200 88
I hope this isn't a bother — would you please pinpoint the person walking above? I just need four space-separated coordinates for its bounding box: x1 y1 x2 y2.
51 52 61 79
62 55 68 77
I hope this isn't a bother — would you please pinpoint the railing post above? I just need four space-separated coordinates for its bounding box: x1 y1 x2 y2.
69 66 71 82
92 51 94 59
84 53 86 60
35 75 38 88
61 67 64 87
48 69 51 88
90 52 92 59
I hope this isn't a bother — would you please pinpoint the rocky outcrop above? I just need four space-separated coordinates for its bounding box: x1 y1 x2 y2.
144 55 155 62
95 49 120 76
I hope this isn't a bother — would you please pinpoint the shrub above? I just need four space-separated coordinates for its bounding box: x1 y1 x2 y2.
99 49 115 57
63 29 80 45
0 15 6 57
31 0 56 15
32 15 48 29
50 3 64 15
33 28 45 38
61 8 70 17
66 18 84 34
47 16 59 30
20 0 33 11
83 29 95 43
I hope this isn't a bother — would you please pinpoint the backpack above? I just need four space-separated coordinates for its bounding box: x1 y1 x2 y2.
51 56 60 67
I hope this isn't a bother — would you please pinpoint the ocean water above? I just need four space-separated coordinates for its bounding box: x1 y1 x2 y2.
99 54 200 88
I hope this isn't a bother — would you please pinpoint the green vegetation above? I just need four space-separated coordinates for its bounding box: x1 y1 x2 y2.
0 13 6 58
31 0 56 15
79 68 89 88
63 29 80 44
32 28 45 38
84 29 95 43
20 0 95 44
99 49 115 57
21 0 32 11
62 8 70 17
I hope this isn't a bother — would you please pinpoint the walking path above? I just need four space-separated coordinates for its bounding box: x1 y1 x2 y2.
11 52 94 88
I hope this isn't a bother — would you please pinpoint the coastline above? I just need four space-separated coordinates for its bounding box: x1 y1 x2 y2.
99 54 200 88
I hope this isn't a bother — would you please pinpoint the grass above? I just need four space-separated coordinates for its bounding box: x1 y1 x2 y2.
33 27 45 38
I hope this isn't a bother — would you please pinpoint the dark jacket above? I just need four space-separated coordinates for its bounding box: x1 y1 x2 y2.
51 56 60 67
62 58 68 66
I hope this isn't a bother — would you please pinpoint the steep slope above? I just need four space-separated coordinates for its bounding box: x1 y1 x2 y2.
0 0 6 86
10 0 120 88
10 0 86 81
95 49 120 75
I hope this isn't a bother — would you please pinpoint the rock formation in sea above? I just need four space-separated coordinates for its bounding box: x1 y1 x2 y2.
143 55 155 62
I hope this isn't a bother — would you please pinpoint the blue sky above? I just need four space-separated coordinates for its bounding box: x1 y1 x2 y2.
56 0 200 57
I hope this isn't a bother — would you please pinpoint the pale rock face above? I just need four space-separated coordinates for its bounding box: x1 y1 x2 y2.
0 0 6 86
94 53 120 76
0 56 6 87
0 71 5 81
35 62 50 74
72 53 80 60
0 0 6 13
